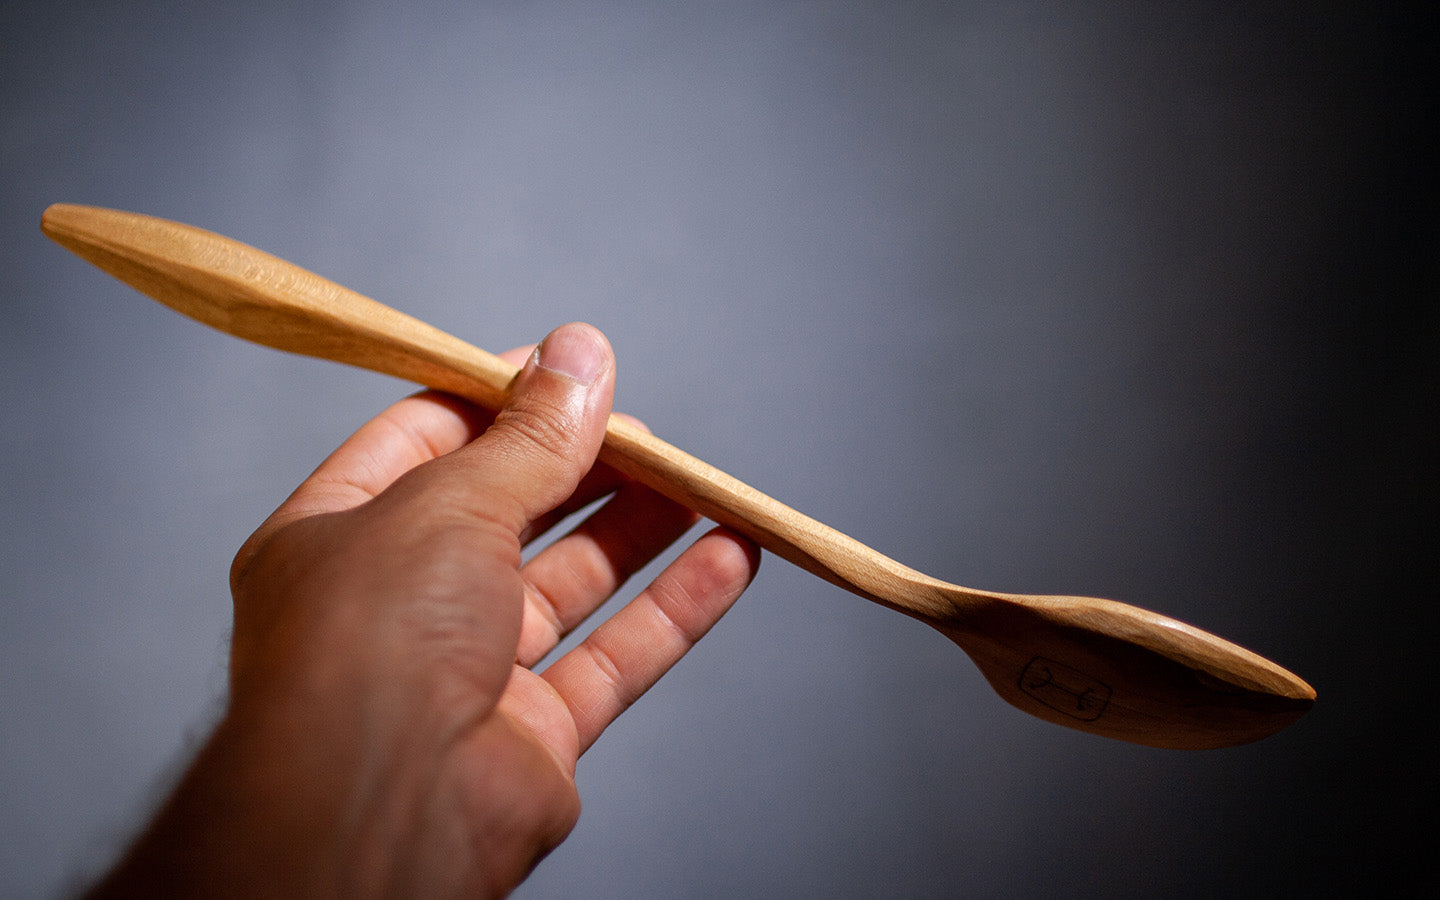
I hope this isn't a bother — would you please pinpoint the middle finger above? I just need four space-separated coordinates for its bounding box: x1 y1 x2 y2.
515 483 700 666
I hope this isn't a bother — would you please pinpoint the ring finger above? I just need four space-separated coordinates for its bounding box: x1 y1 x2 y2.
515 483 700 666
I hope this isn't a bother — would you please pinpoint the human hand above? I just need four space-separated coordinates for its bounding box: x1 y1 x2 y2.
91 323 760 897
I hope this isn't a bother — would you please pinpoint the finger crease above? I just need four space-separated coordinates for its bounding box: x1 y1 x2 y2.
523 580 566 646
647 579 704 646
580 640 631 708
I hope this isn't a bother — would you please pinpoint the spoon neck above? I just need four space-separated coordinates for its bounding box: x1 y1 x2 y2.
599 419 964 618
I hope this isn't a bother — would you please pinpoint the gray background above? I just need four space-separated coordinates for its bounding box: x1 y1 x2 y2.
3 2 1433 896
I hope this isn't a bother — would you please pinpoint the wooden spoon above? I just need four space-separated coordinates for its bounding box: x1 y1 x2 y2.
42 203 1315 749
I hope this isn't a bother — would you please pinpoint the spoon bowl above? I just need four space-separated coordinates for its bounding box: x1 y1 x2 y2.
41 203 1315 749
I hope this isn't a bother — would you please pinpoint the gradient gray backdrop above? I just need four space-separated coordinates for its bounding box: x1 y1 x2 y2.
3 2 1433 896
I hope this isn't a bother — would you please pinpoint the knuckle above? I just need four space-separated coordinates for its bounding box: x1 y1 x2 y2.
493 399 582 466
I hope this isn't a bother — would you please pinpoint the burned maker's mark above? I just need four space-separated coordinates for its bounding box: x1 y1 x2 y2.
1020 657 1112 721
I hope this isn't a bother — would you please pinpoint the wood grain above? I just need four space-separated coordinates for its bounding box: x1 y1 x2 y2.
43 203 1315 748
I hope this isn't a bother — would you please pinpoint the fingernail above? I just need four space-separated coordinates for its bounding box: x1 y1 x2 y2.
535 323 607 384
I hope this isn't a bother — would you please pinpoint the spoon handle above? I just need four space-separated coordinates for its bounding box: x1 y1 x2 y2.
41 204 942 616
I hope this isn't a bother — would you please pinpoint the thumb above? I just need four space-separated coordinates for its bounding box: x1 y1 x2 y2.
451 322 616 532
